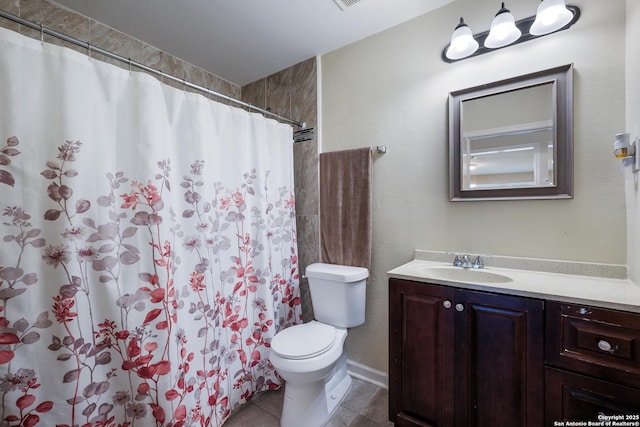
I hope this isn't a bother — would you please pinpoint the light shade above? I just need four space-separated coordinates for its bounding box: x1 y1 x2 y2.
530 0 574 36
445 18 479 60
485 3 522 49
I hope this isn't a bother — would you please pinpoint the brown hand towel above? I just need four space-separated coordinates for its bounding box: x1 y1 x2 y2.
319 147 372 270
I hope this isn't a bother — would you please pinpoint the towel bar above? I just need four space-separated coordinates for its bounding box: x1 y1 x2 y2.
374 145 386 153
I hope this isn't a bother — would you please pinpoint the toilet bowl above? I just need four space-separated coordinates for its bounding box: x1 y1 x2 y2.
268 263 368 427
269 321 350 427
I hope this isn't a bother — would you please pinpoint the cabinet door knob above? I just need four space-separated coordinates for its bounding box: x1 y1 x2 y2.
597 340 612 352
443 300 452 309
455 303 465 312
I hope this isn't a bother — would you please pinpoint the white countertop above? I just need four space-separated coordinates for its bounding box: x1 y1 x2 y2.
387 259 640 313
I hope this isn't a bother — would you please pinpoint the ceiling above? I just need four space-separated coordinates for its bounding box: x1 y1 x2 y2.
51 0 453 86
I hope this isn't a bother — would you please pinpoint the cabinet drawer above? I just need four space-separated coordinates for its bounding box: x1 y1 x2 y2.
546 301 640 388
545 367 640 423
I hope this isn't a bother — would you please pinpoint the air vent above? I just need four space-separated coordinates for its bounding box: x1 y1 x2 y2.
333 0 363 11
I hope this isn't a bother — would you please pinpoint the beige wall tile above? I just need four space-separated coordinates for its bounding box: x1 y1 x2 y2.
89 20 144 70
266 68 291 119
291 57 317 128
242 78 266 110
0 0 20 32
293 139 319 216
20 0 89 54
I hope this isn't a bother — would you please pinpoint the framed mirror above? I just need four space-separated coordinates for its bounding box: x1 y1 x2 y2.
449 64 573 201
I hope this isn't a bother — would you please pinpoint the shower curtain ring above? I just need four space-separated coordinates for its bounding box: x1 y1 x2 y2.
40 24 44 43
128 58 132 72
87 42 91 59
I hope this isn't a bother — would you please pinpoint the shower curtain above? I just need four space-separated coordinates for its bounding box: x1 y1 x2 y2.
0 27 301 427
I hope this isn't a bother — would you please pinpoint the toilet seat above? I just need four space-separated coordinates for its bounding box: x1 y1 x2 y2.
271 321 336 360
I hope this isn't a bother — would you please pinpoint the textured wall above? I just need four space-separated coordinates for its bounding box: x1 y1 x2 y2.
242 58 319 322
322 0 627 373
626 0 640 285
0 0 240 102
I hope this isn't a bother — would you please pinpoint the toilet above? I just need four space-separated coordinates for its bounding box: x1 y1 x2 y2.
269 262 368 427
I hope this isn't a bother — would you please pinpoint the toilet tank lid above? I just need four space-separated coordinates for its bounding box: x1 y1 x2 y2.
306 263 368 282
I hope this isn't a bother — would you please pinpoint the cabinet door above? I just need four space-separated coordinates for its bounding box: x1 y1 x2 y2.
454 290 544 427
389 279 455 426
545 367 640 423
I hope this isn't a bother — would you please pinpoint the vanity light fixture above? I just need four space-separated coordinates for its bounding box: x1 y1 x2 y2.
443 1 580 62
485 3 521 49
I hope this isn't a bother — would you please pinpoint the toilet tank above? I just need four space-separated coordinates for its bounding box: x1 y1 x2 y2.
306 263 368 328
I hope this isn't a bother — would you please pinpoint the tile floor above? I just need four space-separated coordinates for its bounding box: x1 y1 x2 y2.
223 377 394 427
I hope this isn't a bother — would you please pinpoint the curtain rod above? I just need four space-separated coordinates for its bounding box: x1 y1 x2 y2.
0 9 306 129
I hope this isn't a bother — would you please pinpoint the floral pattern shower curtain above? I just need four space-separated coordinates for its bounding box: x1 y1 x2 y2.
0 27 301 426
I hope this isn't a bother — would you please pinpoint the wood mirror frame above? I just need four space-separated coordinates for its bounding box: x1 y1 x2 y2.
449 64 573 201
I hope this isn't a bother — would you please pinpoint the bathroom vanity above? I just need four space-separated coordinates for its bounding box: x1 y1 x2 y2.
387 252 640 426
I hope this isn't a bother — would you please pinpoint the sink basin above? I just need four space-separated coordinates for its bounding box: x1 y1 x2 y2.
420 266 513 284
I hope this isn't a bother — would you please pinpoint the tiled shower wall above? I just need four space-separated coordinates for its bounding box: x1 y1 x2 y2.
242 62 319 322
0 0 320 322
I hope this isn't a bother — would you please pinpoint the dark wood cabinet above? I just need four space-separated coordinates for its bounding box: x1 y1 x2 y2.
389 276 640 426
545 301 640 423
389 278 544 427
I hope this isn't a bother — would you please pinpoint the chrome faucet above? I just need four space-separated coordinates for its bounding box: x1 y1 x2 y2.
451 253 485 269
461 254 472 268
451 253 472 268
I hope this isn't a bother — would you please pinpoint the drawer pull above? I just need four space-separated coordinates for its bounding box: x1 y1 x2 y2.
597 340 613 352
443 300 452 309
455 303 465 312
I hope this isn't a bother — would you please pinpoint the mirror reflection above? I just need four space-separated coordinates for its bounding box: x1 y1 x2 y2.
461 84 554 190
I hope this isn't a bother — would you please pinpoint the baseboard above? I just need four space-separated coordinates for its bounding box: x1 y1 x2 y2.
346 359 388 389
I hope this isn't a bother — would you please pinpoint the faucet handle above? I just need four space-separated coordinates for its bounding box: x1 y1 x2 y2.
452 254 463 267
472 256 484 269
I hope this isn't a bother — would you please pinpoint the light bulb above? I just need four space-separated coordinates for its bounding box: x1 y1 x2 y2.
530 0 574 36
445 18 479 60
485 3 521 49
